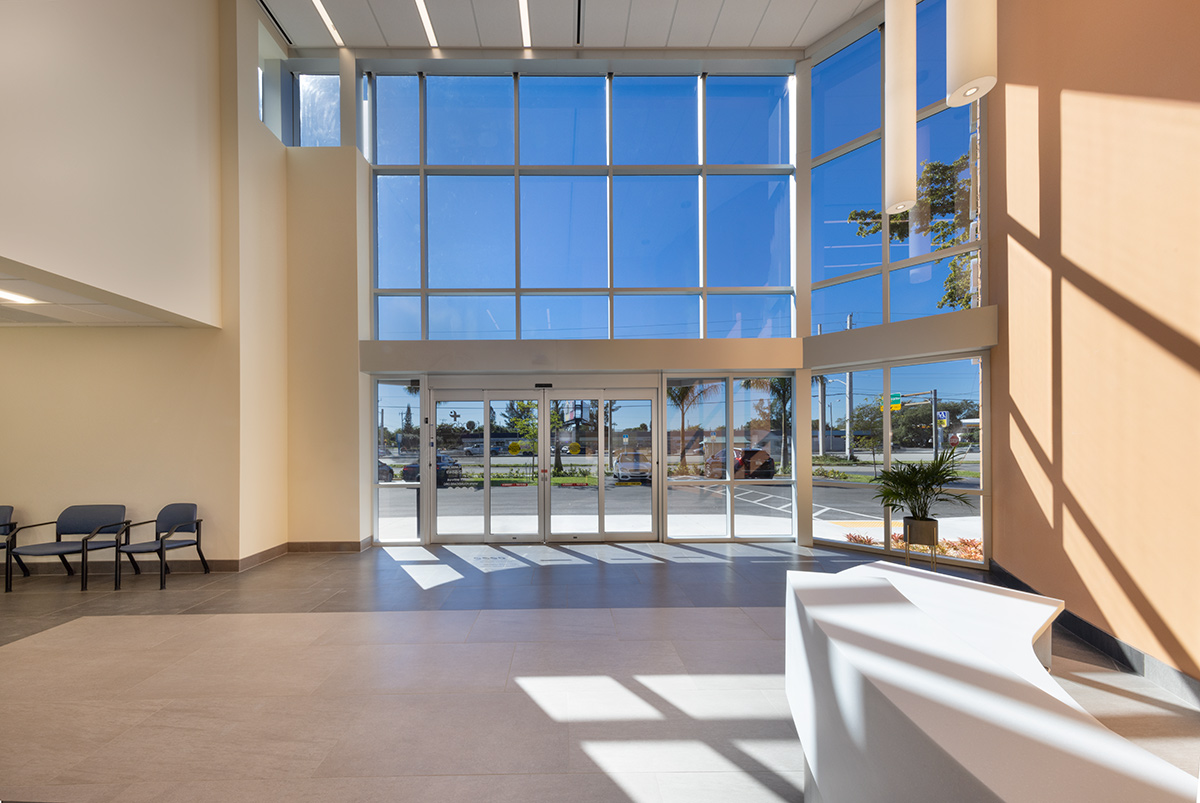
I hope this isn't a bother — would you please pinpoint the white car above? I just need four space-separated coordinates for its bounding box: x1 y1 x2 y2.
614 451 651 482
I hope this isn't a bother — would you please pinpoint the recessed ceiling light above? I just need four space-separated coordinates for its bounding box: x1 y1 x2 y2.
0 289 40 304
414 0 439 47
518 0 532 48
310 0 345 47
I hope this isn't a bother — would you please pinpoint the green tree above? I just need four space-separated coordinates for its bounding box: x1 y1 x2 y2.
740 377 793 471
667 381 721 470
847 155 975 310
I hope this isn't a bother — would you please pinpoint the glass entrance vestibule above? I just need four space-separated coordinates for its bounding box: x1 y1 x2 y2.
374 374 797 545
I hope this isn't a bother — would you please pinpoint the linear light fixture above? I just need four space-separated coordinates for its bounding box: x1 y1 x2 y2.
884 0 917 214
414 0 439 47
0 289 40 304
946 0 997 106
310 0 344 46
518 0 532 48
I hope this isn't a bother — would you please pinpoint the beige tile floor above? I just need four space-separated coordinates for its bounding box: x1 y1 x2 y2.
0 545 1197 802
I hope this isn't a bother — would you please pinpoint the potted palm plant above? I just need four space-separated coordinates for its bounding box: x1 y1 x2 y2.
872 447 970 570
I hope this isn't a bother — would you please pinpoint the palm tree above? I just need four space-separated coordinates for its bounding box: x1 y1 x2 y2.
741 377 793 471
666 381 720 471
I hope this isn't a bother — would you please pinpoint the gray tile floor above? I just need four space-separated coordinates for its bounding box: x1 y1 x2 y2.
1 542 1197 802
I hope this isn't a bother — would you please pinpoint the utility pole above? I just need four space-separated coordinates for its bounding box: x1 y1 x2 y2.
845 314 854 460
931 389 939 459
816 376 827 456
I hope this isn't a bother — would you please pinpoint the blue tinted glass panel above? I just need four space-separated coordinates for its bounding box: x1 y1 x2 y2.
377 296 421 340
520 176 608 289
376 176 420 289
811 274 882 336
428 176 515 289
519 77 607 165
426 76 514 165
891 106 972 262
428 295 516 340
890 251 978 321
299 74 340 147
812 141 882 282
707 175 791 287
708 294 792 338
612 176 699 288
811 32 880 155
612 77 698 165
706 76 790 164
376 75 419 164
614 295 699 339
916 0 948 109
521 296 609 339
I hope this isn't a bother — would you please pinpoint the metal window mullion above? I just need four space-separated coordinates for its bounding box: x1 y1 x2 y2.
699 73 708 337
884 240 981 274
514 73 522 341
607 73 615 339
810 129 882 169
880 26 890 328
419 72 429 340
811 265 883 291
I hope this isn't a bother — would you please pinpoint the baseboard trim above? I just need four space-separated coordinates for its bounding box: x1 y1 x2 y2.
990 561 1200 707
287 537 371 554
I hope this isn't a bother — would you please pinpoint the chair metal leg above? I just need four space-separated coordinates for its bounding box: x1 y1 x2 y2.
160 544 167 590
4 551 11 593
14 553 30 577
59 553 76 576
126 552 142 574
196 546 210 574
114 545 122 590
81 547 88 591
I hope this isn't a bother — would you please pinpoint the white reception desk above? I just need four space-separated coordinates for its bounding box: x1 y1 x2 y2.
784 562 1198 802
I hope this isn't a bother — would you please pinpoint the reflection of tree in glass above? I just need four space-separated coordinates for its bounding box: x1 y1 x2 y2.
847 155 974 310
667 382 720 471
739 378 793 472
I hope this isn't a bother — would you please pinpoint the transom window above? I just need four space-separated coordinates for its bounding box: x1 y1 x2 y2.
372 73 796 341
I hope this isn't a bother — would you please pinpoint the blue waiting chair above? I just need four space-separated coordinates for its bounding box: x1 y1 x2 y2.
118 503 207 589
5 505 129 592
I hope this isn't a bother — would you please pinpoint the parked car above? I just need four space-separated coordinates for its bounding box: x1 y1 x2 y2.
401 455 464 487
463 443 489 456
704 448 776 479
377 460 395 482
614 451 651 482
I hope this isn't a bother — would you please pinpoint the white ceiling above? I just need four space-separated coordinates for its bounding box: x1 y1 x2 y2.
266 0 874 51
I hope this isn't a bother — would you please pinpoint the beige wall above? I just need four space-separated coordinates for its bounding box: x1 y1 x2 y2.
0 0 293 564
990 0 1200 675
0 0 222 325
226 0 292 559
286 146 372 545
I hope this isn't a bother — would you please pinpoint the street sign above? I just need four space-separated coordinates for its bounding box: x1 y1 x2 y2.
949 434 960 446
936 410 949 419
508 442 521 455
891 393 901 411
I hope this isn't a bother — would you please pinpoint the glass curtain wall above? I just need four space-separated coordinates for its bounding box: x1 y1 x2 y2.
811 357 984 563
810 0 983 336
372 73 795 342
666 375 795 539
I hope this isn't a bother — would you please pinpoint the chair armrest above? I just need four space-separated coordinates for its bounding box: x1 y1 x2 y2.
6 520 57 548
124 519 155 544
83 521 131 542
160 519 202 541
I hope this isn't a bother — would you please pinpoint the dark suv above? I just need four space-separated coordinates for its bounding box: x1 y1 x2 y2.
401 455 464 487
704 448 776 479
